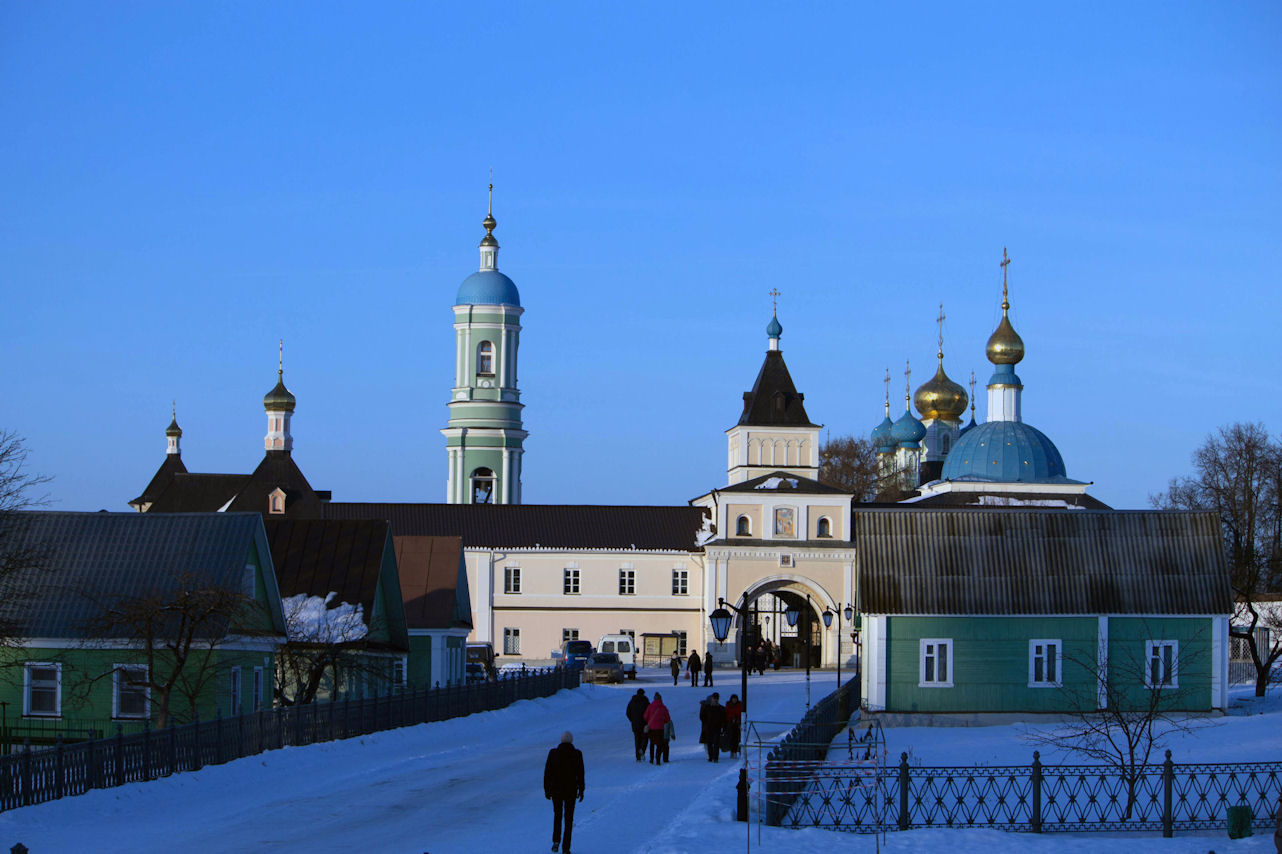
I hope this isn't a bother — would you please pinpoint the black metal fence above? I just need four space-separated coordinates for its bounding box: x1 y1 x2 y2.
768 747 1282 835
0 665 577 812
761 676 859 825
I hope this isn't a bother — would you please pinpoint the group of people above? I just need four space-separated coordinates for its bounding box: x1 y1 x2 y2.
625 687 743 765
666 644 780 688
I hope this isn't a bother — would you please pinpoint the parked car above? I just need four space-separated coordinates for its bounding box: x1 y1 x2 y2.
597 634 638 680
466 642 497 680
583 652 624 684
559 639 594 672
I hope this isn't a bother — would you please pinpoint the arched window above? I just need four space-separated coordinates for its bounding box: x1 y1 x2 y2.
477 341 494 376
817 517 832 538
471 468 495 504
736 515 751 536
941 433 951 454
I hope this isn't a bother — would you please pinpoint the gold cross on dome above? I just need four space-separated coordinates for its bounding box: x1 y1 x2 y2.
768 288 781 315
936 303 946 357
904 359 912 403
1000 247 1011 307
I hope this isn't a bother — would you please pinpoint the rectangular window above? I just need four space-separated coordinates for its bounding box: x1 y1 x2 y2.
562 628 579 644
23 662 61 717
504 627 521 655
113 664 149 719
230 666 242 715
675 630 688 656
504 565 521 594
1029 640 1061 687
620 629 635 641
1146 640 1178 688
671 569 688 596
392 657 407 691
619 568 635 595
919 639 952 687
563 568 580 595
253 667 264 712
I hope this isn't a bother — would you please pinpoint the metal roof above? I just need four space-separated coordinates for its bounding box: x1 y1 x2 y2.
854 508 1231 615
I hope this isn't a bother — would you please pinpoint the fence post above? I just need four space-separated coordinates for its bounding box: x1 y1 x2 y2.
21 741 32 807
192 712 202 772
1162 749 1174 838
237 707 245 760
142 720 151 782
54 737 64 799
169 721 177 777
215 710 224 765
1031 751 1042 833
115 725 126 785
898 752 910 831
86 735 98 791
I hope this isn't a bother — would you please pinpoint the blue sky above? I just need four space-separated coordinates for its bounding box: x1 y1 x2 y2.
2 3 1279 511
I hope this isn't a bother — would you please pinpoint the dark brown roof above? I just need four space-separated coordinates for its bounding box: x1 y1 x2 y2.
736 350 816 428
146 452 323 518
717 472 848 495
855 509 1232 616
262 518 390 618
130 453 188 509
323 503 707 551
148 473 250 513
393 536 472 630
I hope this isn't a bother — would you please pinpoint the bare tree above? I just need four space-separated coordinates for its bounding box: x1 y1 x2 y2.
1151 422 1282 696
275 592 384 706
819 435 911 501
0 430 52 645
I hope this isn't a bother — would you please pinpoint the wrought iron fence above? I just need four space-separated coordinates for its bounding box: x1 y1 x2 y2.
0 665 577 812
766 747 1282 836
759 676 859 825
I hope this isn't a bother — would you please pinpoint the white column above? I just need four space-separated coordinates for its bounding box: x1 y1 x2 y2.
501 448 511 504
1211 616 1227 710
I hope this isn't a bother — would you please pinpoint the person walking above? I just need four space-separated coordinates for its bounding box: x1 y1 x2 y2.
699 692 727 762
543 731 585 854
702 649 714 687
643 692 672 764
687 649 702 687
625 688 649 761
724 693 744 759
669 651 682 686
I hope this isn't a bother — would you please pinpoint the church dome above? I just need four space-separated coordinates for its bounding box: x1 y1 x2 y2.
914 361 968 421
940 420 1069 483
890 409 926 446
456 270 521 307
871 415 895 453
986 314 1025 365
165 416 182 438
264 371 296 413
766 315 783 339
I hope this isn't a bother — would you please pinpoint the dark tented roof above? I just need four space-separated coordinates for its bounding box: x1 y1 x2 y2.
855 509 1231 615
393 535 473 630
147 473 251 513
736 350 816 428
130 454 188 508
0 511 279 639
323 503 708 551
145 453 323 518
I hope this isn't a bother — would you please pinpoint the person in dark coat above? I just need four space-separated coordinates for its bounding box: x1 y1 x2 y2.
699 692 728 762
687 649 702 687
669 651 682 686
625 688 649 761
724 693 744 758
544 731 585 854
702 649 714 686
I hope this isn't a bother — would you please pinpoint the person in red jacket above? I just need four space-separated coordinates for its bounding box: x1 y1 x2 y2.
724 694 744 759
643 692 673 764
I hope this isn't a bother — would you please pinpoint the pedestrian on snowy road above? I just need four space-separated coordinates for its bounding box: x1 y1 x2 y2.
643 692 672 764
687 649 702 687
625 688 649 761
669 651 682 685
699 692 727 763
543 731 585 854
724 693 743 758
702 648 714 687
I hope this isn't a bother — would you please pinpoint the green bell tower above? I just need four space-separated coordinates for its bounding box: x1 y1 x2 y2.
442 186 526 504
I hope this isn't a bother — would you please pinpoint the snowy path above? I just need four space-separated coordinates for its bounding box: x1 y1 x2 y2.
0 671 1276 854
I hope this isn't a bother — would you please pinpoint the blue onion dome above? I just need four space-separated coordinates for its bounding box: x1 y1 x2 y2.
264 370 296 412
914 359 968 421
456 270 521 306
871 414 895 452
891 409 927 446
766 314 783 339
940 421 1072 483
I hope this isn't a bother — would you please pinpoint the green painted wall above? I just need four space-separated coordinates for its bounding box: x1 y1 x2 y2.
408 634 432 688
1108 617 1213 711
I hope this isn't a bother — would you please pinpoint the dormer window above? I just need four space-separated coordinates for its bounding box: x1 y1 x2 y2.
817 517 832 538
736 515 751 536
268 488 286 515
477 341 494 376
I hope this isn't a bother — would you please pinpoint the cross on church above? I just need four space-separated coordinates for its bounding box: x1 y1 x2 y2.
1001 247 1011 302
936 303 946 356
768 288 781 314
904 359 912 404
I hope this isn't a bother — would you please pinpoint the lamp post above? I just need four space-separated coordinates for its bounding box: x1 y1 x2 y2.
784 594 812 709
709 597 753 822
822 603 855 691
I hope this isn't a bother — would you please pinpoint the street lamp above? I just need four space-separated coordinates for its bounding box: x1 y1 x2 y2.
708 597 754 822
822 603 855 691
784 594 812 709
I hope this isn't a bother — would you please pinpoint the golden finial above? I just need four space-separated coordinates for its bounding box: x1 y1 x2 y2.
1000 247 1011 312
904 359 912 409
883 368 891 414
936 303 946 360
488 168 493 217
278 339 284 379
171 400 176 419
482 174 497 240
768 287 781 315
969 371 977 418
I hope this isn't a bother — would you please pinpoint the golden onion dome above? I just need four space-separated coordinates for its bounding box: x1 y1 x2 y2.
914 359 968 421
986 312 1024 365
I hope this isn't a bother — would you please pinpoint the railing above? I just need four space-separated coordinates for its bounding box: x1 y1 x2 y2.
0 665 577 812
761 676 859 825
768 747 1282 835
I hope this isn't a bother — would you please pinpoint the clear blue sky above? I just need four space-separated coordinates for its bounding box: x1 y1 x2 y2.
2 3 1279 511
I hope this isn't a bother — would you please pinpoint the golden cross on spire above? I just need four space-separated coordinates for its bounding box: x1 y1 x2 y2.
278 339 284 378
904 359 912 406
1000 247 1011 311
883 367 891 412
768 288 781 315
172 400 176 419
936 302 946 359
488 168 493 216
969 370 977 416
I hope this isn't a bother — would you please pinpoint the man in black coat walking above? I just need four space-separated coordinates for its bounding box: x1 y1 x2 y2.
544 731 586 854
625 688 649 761
687 649 702 687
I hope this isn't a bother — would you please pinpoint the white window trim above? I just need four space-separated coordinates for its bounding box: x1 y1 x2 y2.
24 661 62 718
112 663 150 719
504 565 521 595
504 627 521 655
919 638 953 688
253 666 265 712
563 567 580 595
1028 639 1062 688
672 568 689 596
230 666 242 715
619 568 636 595
1145 639 1179 688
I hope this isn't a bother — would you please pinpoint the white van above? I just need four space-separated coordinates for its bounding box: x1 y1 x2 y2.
597 634 638 680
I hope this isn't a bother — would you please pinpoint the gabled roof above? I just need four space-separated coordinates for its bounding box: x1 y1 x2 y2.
146 452 323 518
130 454 188 509
855 509 1232 616
263 519 389 620
716 471 849 495
323 503 707 551
0 511 285 639
392 536 473 631
735 350 816 428
148 473 251 512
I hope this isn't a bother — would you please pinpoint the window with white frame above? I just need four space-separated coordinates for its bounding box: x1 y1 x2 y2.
477 340 494 376
620 629 635 641
504 627 521 655
230 666 242 715
24 662 60 717
562 628 579 644
113 664 149 719
504 565 521 594
919 639 952 687
1029 640 1061 687
392 657 407 691
563 567 580 595
619 568 635 595
253 667 264 711
675 630 688 656
672 568 688 595
1146 640 1178 688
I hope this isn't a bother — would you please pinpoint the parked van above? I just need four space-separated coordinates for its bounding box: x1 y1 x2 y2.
597 634 638 680
559 639 594 672
466 642 497 682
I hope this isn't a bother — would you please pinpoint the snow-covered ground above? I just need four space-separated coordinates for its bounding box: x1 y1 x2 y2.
0 670 1276 853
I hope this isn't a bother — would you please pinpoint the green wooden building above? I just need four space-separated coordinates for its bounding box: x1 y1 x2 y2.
856 509 1233 715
